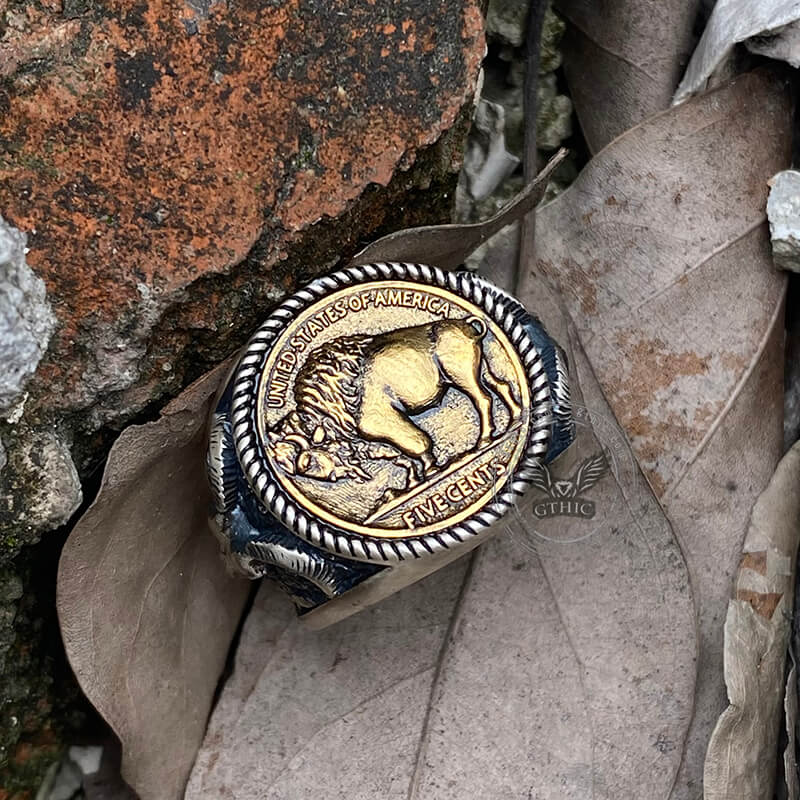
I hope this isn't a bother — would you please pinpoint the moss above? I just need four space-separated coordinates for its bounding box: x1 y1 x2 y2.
539 7 566 75
0 151 59 179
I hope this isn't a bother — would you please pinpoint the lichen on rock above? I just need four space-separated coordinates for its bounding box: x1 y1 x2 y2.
0 0 486 792
1 430 82 557
0 217 55 414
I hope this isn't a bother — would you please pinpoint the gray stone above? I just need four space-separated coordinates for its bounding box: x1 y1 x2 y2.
39 754 83 800
4 431 83 539
767 170 800 272
68 745 102 776
460 98 520 206
537 73 573 151
0 217 55 413
486 0 528 47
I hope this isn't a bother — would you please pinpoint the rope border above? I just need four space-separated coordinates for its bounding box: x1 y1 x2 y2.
230 263 553 563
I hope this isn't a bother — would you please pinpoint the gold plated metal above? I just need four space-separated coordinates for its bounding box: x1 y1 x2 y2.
209 262 573 619
258 281 531 538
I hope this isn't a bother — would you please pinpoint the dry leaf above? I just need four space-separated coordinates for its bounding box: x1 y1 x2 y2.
704 441 800 799
674 0 800 103
188 70 790 800
785 659 799 800
525 70 791 796
349 148 567 270
188 234 698 798
556 0 700 151
57 361 250 800
411 278 698 798
186 559 471 799
747 19 800 67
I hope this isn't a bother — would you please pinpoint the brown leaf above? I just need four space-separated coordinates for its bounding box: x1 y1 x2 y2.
531 71 790 499
186 559 471 799
349 148 567 270
557 0 700 151
704 441 800 798
187 244 698 797
57 361 250 800
410 291 698 799
523 70 791 795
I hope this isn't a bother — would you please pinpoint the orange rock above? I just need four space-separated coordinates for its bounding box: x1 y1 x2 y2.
0 5 482 790
0 0 483 433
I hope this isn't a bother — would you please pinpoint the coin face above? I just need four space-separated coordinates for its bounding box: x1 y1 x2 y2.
255 279 532 538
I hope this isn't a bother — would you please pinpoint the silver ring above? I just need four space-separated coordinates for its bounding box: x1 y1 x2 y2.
207 263 574 623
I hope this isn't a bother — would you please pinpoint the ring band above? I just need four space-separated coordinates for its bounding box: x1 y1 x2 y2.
207 262 574 625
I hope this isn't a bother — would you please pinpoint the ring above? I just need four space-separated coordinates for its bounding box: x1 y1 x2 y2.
207 262 575 626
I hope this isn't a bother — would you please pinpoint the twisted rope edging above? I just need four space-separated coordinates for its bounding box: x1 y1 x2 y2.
230 262 554 563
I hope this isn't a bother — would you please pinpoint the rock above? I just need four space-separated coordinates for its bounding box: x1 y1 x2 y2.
0 0 484 791
460 99 520 204
539 8 566 74
767 170 800 272
0 217 55 414
1 431 82 554
0 553 77 800
537 73 573 151
0 0 483 441
68 745 102 777
486 0 528 47
0 428 82 792
485 4 564 69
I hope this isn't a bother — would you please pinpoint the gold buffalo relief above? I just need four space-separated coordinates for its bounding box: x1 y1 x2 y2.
267 317 523 494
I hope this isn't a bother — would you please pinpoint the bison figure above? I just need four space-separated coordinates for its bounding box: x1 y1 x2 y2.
268 316 521 489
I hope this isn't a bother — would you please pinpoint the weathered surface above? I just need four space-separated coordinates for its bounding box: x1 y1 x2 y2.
557 0 700 152
0 0 484 791
0 218 54 414
1 0 483 435
768 170 800 273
